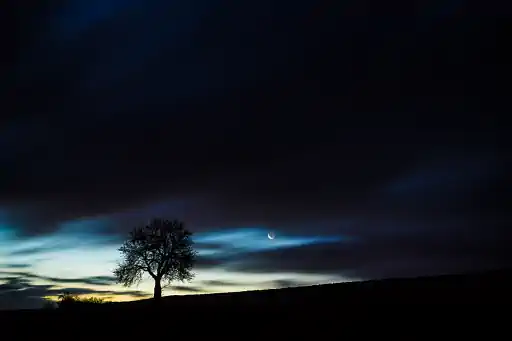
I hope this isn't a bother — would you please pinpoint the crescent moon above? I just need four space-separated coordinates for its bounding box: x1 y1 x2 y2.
268 232 275 240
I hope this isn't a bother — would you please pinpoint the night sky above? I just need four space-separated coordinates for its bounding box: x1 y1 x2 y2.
1 1 509 309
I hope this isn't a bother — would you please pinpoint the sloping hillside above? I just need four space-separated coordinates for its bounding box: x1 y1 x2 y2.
120 268 512 308
46 267 511 314
2 268 511 320
1 268 509 337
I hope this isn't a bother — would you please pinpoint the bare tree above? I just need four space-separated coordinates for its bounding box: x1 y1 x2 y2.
114 218 197 300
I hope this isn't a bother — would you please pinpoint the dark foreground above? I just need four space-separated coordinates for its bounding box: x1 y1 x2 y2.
1 269 511 337
2 269 511 320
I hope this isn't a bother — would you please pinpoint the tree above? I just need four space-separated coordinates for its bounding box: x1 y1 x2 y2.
113 218 197 300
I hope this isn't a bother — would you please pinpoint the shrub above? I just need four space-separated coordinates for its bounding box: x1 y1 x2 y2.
80 297 106 304
57 292 108 309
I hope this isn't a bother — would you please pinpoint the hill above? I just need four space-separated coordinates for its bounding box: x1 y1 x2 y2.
2 269 510 335
100 268 512 311
4 268 512 314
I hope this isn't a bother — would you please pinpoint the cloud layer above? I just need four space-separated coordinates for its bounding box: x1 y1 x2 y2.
2 0 509 309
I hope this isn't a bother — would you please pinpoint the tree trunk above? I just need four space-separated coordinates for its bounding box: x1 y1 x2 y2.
154 279 162 300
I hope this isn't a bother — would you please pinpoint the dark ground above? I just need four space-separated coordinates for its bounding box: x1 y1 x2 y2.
115 268 512 308
1 269 511 329
1 271 509 339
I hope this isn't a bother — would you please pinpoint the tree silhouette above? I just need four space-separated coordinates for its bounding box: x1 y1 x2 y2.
113 218 197 300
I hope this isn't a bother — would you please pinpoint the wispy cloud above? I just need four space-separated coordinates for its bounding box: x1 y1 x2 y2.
0 271 117 286
195 227 343 254
169 285 205 293
0 263 31 269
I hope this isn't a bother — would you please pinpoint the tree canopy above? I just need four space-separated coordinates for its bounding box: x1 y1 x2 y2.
113 218 197 300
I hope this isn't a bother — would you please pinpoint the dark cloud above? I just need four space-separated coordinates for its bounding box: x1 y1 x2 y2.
200 279 307 290
4 231 121 253
0 277 33 291
57 287 148 298
0 264 31 269
261 280 306 289
7 246 62 256
195 255 226 270
44 275 118 286
3 1 506 211
0 278 54 310
1 0 510 309
200 280 239 287
219 217 512 280
0 275 149 310
168 286 205 293
0 271 117 287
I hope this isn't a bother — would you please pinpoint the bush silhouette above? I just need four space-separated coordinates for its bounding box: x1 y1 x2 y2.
57 292 108 309
80 297 107 304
